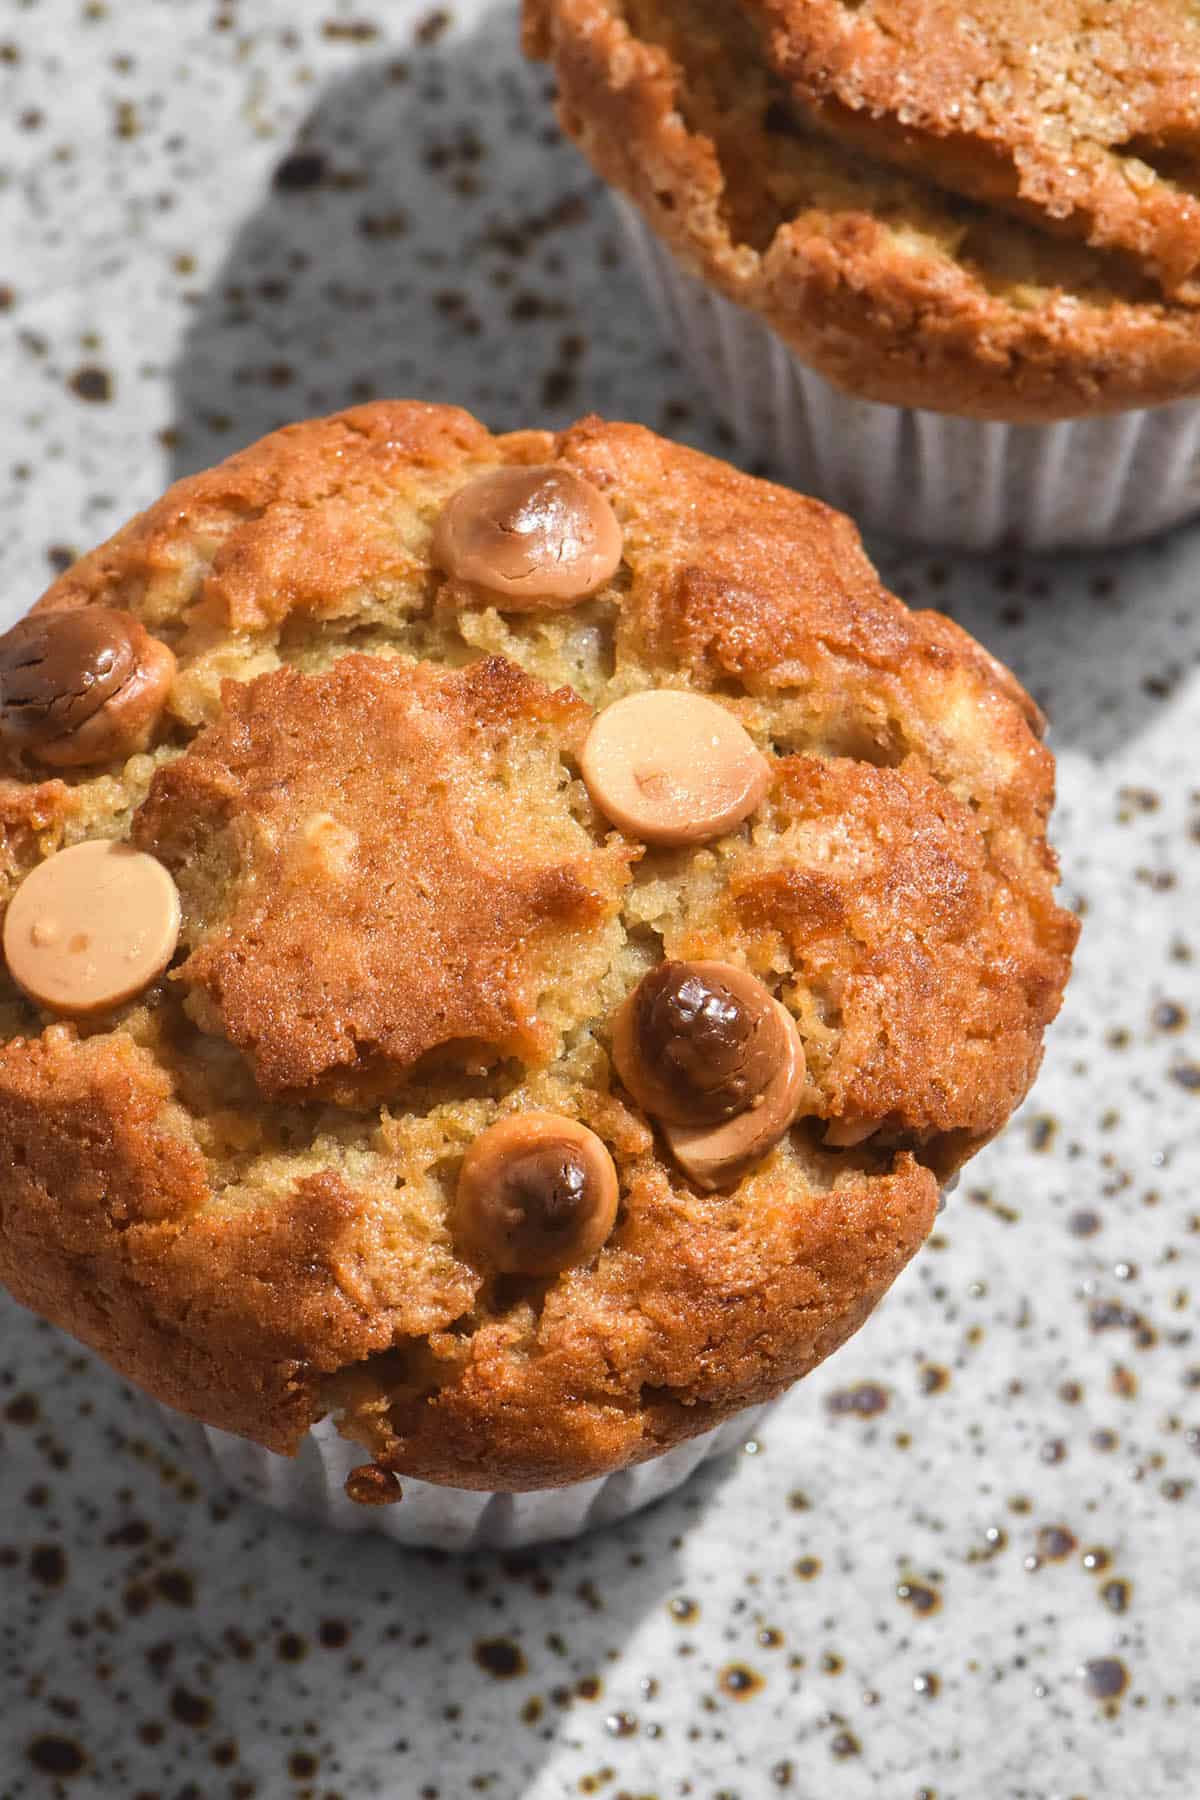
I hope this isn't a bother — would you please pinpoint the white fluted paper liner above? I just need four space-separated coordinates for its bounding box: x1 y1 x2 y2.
615 197 1200 552
154 1403 769 1550
149 1177 959 1549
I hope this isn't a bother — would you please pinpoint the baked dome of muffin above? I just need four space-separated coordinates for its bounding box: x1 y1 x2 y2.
525 0 1200 419
0 402 1077 1488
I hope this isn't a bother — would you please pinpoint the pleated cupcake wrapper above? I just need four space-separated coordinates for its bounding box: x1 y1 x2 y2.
615 197 1200 552
151 1182 959 1551
154 1402 769 1551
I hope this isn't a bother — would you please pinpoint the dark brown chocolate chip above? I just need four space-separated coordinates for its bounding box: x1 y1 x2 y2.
0 606 175 767
615 961 787 1126
0 608 136 748
456 1113 619 1274
498 1143 591 1235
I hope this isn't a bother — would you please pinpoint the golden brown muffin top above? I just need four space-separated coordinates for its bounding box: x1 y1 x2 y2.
0 402 1077 1488
525 0 1200 418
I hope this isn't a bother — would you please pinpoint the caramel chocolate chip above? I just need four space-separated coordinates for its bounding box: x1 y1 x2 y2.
823 1116 879 1147
455 1112 619 1274
432 464 622 606
3 839 181 1017
580 691 770 846
344 1464 403 1506
612 960 789 1126
0 606 175 767
660 1001 807 1192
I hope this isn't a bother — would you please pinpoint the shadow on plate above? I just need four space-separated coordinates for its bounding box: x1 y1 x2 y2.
0 1297 754 1794
167 3 723 484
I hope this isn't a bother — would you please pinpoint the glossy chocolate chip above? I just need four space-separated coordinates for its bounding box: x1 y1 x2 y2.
661 1001 807 1192
455 1112 620 1274
432 464 623 606
613 964 807 1191
0 606 175 767
613 960 788 1127
0 609 136 744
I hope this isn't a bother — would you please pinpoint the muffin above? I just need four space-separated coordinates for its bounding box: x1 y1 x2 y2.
525 0 1200 548
0 402 1077 1548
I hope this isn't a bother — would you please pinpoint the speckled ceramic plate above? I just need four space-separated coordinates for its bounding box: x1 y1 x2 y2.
0 4 1197 1797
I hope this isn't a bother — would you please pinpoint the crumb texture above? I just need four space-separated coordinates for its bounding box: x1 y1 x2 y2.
0 403 1076 1484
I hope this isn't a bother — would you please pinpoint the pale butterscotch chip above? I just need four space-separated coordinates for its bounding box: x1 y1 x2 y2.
580 690 770 845
3 839 180 1017
661 1001 806 1191
432 464 623 606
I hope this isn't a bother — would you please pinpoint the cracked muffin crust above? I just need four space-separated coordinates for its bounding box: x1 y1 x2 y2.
134 655 630 1105
524 0 1200 419
746 0 1200 302
0 402 1077 1489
